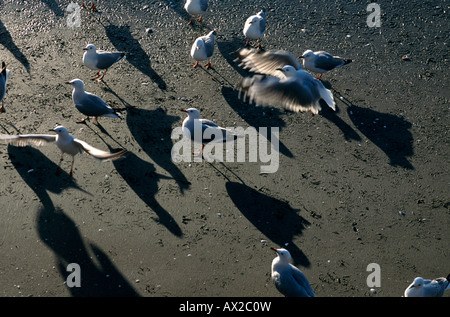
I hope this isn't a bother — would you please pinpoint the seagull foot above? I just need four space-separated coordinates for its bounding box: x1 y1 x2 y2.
192 61 199 68
197 16 203 23
204 61 212 69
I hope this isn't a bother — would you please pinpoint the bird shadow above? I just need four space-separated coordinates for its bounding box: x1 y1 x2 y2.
221 86 294 159
102 22 167 90
225 181 311 267
40 0 65 17
330 90 414 169
112 151 183 238
217 38 253 78
348 104 414 169
0 20 31 73
7 145 141 296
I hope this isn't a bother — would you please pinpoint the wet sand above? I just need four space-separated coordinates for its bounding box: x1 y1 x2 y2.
0 0 448 298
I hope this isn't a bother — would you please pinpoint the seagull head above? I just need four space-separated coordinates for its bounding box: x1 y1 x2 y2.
300 49 314 60
271 247 291 264
410 277 424 289
51 125 70 135
276 65 298 77
83 44 97 53
182 108 201 119
65 79 85 90
249 16 260 25
195 38 205 51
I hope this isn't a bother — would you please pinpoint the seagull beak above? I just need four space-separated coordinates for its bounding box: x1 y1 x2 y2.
275 68 283 71
270 247 278 252
83 48 88 50
181 109 187 112
65 81 71 84
299 55 304 59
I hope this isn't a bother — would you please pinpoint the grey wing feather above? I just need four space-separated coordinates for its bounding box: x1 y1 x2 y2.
204 38 215 58
74 139 127 162
76 93 116 117
314 51 347 71
0 134 57 147
240 75 321 114
95 51 126 70
291 266 315 297
235 48 301 76
200 0 208 11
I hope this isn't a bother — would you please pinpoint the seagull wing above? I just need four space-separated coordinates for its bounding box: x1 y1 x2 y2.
74 139 128 162
239 74 324 114
290 265 315 297
0 134 57 147
314 51 348 71
235 48 301 77
95 51 126 70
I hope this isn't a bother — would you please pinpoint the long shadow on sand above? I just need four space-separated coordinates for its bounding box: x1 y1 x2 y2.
347 104 414 169
0 20 30 73
40 0 65 17
221 86 294 159
8 145 140 296
103 23 167 90
225 181 310 267
110 106 190 237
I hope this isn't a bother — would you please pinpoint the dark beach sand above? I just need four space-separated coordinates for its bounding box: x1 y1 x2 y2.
0 0 448 299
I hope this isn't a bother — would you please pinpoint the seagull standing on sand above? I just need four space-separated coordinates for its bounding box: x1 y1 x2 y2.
271 248 315 297
66 79 123 124
0 62 11 113
404 275 450 297
82 44 127 81
190 30 216 69
239 65 335 115
243 9 266 49
234 48 302 77
0 125 127 177
300 50 352 80
184 0 208 25
181 108 238 156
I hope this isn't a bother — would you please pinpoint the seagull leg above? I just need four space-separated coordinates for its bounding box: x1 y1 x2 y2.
245 39 250 47
0 101 5 113
187 15 194 25
257 39 263 49
192 61 199 68
317 74 323 80
194 144 205 156
204 60 212 69
90 0 98 11
197 15 203 23
77 116 90 124
81 0 87 9
91 71 101 80
56 153 64 175
93 116 99 124
69 158 75 178
97 69 108 81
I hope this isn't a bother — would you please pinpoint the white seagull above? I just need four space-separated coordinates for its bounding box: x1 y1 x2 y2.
184 0 208 25
190 30 216 69
300 50 352 80
271 248 315 297
0 62 12 113
234 48 302 77
0 125 128 177
243 9 266 49
181 107 238 156
82 44 127 81
239 64 335 115
66 79 123 124
404 275 450 297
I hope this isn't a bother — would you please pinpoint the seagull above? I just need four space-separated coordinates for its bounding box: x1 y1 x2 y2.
0 62 11 113
271 248 315 297
300 50 352 80
82 44 127 81
81 0 97 11
239 64 336 115
66 79 123 124
243 9 266 49
233 47 302 77
190 30 216 69
181 107 238 156
184 0 208 25
0 125 127 177
404 274 450 297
